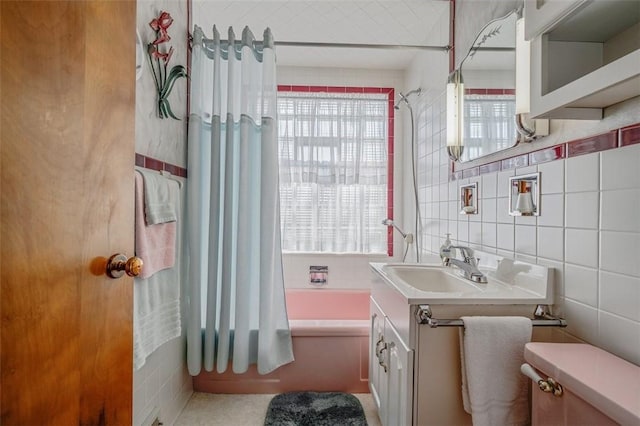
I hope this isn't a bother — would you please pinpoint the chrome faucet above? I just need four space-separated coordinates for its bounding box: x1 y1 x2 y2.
441 244 488 284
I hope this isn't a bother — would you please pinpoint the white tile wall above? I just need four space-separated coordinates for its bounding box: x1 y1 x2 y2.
565 228 598 267
538 160 564 194
133 337 193 426
564 264 598 307
600 189 640 232
537 226 564 261
410 78 640 364
135 1 193 423
537 193 564 227
599 271 640 322
600 231 640 277
566 153 600 192
515 225 537 256
565 192 599 229
601 144 640 190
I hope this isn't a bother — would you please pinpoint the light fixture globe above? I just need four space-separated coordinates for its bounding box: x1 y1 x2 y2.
446 70 464 161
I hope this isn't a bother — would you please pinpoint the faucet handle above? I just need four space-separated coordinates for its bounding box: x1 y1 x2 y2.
458 246 475 261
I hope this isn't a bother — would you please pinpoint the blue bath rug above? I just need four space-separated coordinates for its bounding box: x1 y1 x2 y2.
264 391 368 426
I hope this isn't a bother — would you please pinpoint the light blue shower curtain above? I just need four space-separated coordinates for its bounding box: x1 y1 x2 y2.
186 25 293 375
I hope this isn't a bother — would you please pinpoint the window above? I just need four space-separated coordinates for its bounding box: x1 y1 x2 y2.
462 91 516 161
277 86 394 254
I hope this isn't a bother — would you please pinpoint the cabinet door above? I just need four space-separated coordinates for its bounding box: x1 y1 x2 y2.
524 0 587 40
385 320 414 426
369 298 387 419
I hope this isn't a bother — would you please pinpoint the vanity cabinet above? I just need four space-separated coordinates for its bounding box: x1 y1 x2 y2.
525 0 640 119
370 298 413 426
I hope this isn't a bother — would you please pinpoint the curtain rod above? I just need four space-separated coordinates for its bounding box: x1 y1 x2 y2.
194 35 450 52
274 41 450 51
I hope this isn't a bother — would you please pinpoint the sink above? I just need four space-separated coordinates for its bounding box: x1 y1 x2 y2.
382 264 482 293
370 252 554 305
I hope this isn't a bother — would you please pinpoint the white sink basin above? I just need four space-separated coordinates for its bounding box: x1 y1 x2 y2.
371 253 553 305
382 264 482 293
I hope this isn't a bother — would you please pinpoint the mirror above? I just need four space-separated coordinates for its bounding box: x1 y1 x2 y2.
457 11 519 162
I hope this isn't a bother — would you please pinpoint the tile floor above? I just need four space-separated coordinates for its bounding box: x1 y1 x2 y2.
174 392 382 426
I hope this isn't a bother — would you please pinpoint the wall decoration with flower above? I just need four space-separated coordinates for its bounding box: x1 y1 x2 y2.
147 11 187 120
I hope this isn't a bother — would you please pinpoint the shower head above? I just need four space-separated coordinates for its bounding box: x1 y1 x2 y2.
393 88 422 110
382 218 408 239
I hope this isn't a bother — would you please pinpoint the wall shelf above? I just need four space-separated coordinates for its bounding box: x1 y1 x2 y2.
526 0 640 119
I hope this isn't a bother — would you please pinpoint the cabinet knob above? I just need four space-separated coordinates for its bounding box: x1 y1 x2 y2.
106 254 143 279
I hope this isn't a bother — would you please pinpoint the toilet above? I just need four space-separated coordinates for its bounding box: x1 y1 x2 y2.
524 343 640 425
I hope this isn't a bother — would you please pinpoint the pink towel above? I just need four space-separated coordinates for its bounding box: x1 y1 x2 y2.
135 171 177 279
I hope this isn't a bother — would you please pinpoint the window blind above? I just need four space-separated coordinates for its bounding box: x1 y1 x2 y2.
277 91 389 253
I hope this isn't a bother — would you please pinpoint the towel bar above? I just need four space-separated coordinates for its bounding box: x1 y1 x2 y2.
415 304 567 328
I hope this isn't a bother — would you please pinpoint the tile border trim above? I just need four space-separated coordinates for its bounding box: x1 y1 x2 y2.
135 153 188 178
450 122 639 181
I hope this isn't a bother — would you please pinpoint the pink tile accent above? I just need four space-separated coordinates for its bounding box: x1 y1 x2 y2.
144 157 164 171
621 123 640 146
466 88 487 95
525 343 640 426
501 154 528 170
462 167 479 178
290 85 310 92
567 131 617 157
327 86 347 93
479 161 501 175
136 153 187 178
486 88 507 95
465 88 516 96
308 86 327 93
529 144 565 165
164 163 187 178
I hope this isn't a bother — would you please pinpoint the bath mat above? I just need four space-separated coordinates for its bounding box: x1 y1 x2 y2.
264 391 368 426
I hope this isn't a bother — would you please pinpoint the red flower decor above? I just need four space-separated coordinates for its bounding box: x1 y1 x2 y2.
146 11 187 120
149 11 173 44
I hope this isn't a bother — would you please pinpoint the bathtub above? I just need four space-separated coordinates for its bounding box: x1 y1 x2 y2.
193 289 371 394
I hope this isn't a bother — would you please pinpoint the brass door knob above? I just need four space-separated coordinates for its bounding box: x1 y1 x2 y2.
106 254 143 279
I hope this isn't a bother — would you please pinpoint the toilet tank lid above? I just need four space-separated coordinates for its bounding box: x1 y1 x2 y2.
524 342 640 426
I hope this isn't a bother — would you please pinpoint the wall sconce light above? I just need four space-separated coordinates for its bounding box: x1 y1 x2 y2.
460 182 478 214
446 69 465 161
515 17 549 141
509 173 541 216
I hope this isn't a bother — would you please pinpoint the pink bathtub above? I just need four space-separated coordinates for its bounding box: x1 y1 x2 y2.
193 289 371 394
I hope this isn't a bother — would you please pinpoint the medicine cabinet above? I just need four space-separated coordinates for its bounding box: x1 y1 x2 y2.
525 0 640 119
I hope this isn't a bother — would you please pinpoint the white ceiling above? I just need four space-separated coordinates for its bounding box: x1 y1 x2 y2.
192 0 451 70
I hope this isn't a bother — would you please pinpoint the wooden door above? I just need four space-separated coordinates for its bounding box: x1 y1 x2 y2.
1 1 136 424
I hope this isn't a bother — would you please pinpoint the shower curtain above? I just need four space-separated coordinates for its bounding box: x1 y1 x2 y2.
186 25 293 376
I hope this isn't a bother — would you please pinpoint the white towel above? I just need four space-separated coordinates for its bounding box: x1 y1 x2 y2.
138 168 177 224
460 316 532 426
133 173 186 370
